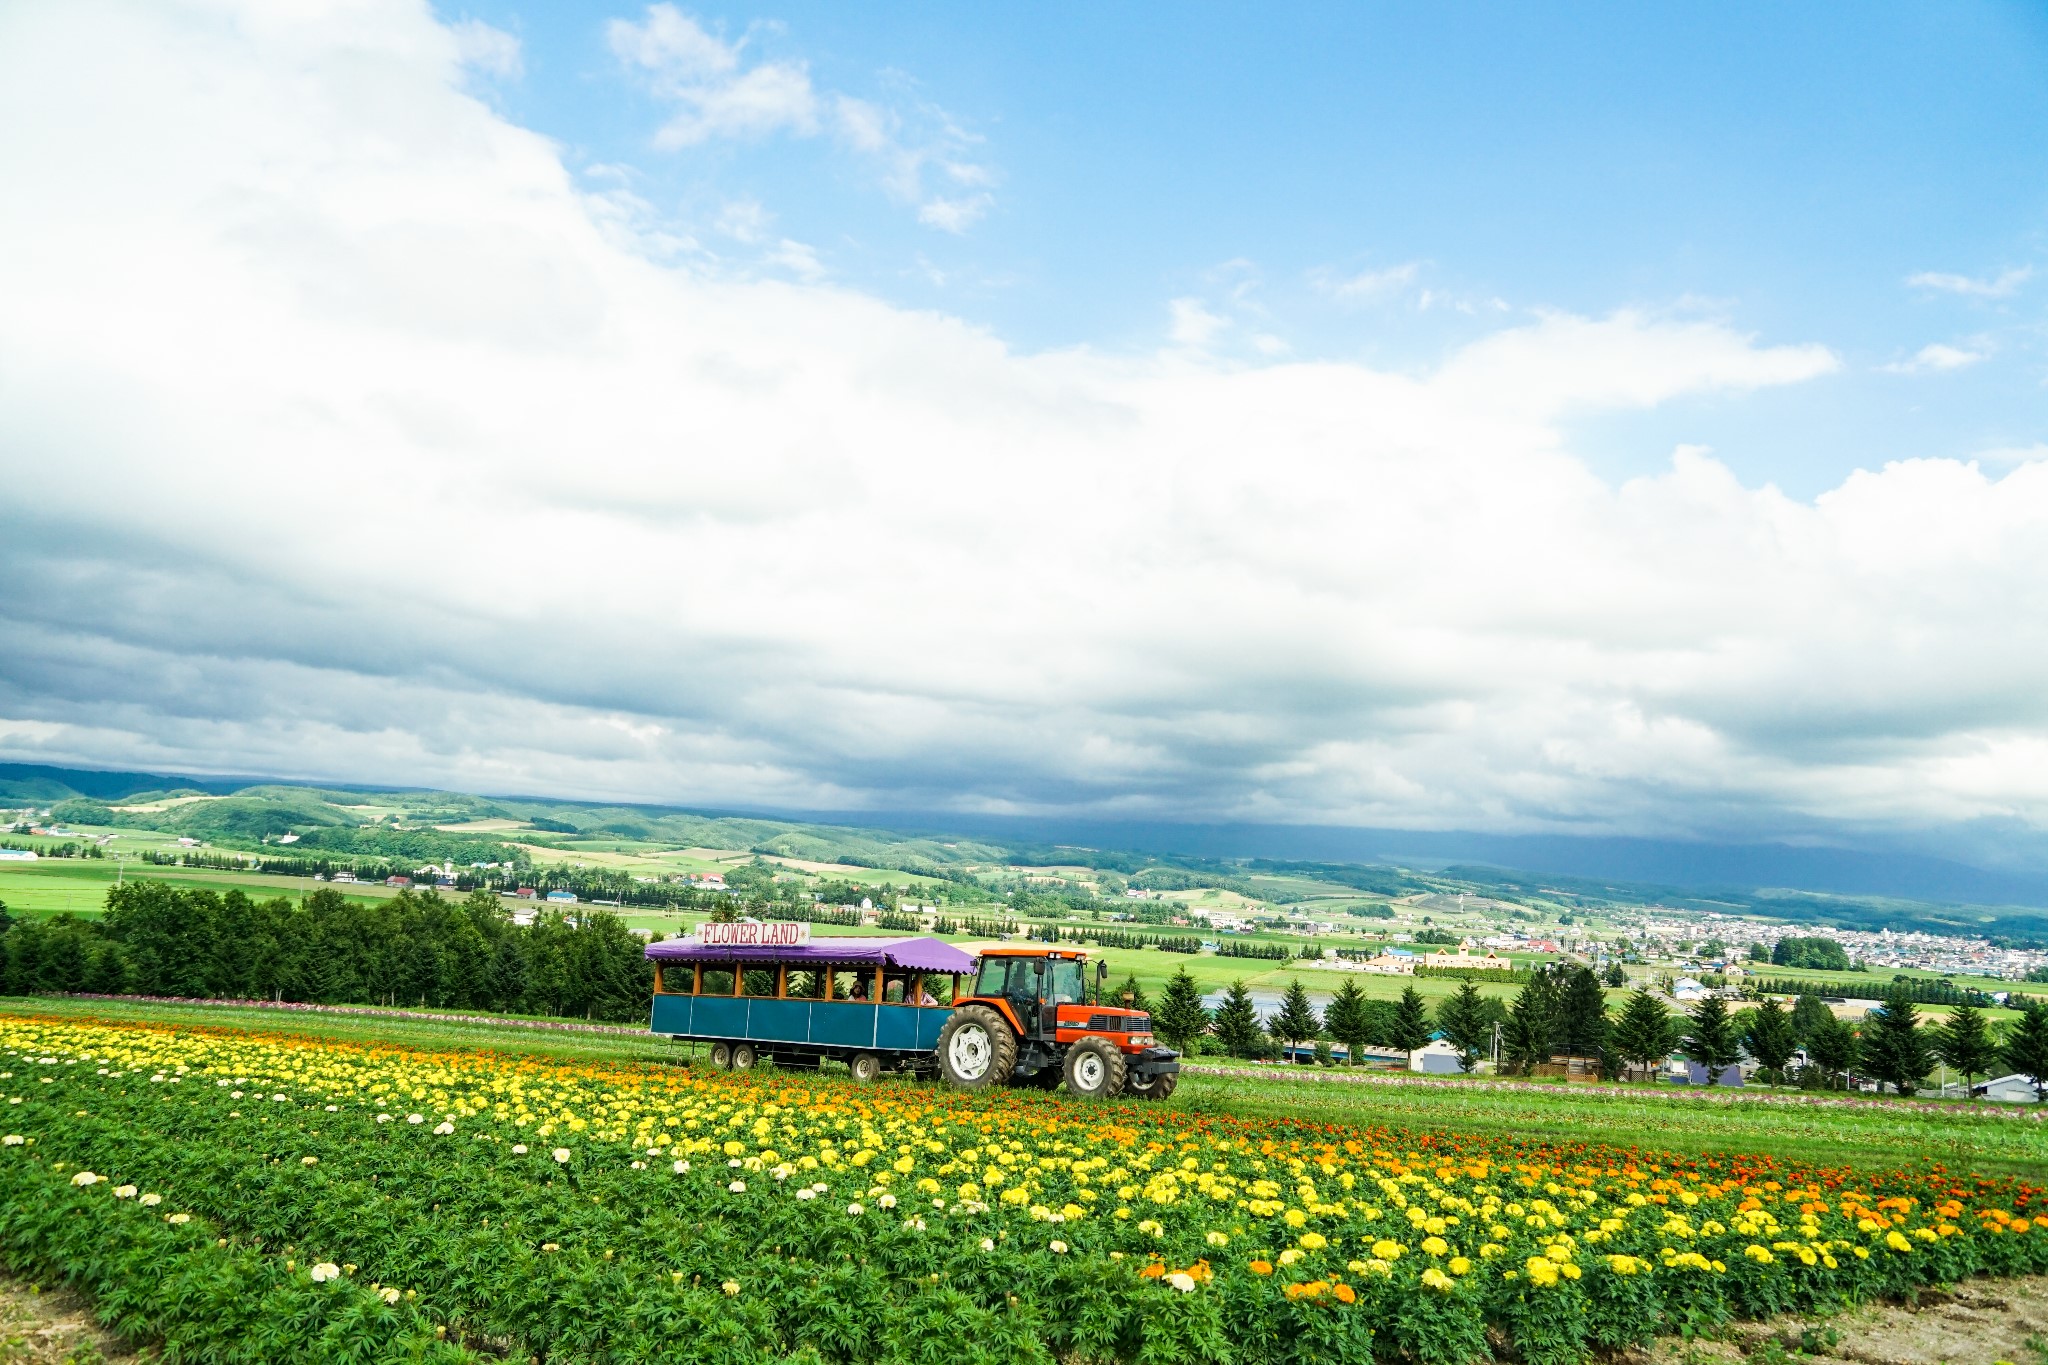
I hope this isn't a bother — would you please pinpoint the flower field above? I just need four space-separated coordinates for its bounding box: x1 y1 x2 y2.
2 1015 2045 1364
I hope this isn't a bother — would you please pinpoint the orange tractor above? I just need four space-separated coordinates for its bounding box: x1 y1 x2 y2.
934 945 1180 1099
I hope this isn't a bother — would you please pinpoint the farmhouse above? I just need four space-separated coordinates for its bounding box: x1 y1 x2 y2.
1972 1074 2043 1103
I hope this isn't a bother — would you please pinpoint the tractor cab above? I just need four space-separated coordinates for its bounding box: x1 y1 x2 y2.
936 946 1180 1099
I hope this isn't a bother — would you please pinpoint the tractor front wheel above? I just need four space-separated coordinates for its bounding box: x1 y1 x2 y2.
937 1005 1018 1088
1063 1038 1128 1099
1126 1071 1177 1101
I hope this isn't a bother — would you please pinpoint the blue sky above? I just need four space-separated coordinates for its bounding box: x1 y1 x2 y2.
5 0 2048 868
457 1 2048 495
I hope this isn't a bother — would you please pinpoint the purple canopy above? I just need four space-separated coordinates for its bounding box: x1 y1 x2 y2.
644 934 976 973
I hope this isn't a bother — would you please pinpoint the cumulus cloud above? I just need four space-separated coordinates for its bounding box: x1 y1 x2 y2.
3 0 2048 847
1906 266 2033 299
1312 261 1421 303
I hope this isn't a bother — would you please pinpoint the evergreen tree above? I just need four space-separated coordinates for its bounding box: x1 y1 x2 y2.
1500 972 1558 1074
1859 989 1934 1096
1387 985 1433 1066
1269 979 1322 1056
1790 993 1834 1043
1683 995 1741 1083
1322 979 1372 1066
1603 962 1626 988
1933 1002 1998 1098
1152 967 1211 1055
1554 966 1610 1059
0 898 12 935
1433 980 1491 1072
1741 997 1797 1083
1805 1016 1859 1090
1612 987 1675 1081
1211 980 1264 1058
2000 1002 2048 1103
1115 972 1152 1014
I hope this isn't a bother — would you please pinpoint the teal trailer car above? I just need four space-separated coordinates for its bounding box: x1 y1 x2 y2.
645 931 977 1082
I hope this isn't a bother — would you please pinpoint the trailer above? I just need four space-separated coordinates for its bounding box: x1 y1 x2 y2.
645 927 975 1082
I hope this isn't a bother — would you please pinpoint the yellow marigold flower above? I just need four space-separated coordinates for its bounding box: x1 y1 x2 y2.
1449 1256 1472 1276
1421 1267 1455 1292
1886 1231 1912 1253
1299 1232 1327 1251
1421 1236 1448 1256
1371 1239 1403 1260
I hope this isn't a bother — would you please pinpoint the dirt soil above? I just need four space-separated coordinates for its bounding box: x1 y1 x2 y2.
0 1274 143 1364
1630 1275 2048 1365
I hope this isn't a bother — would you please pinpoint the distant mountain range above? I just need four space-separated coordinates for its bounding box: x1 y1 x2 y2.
6 759 2048 923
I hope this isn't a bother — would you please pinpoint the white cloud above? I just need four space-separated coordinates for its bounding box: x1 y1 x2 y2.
766 237 826 280
608 7 990 230
1314 261 1421 302
1882 341 1989 374
450 19 523 80
715 197 771 243
3 0 2048 846
1906 266 2033 299
1168 297 1229 347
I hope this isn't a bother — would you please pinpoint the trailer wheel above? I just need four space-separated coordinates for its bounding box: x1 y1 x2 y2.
1063 1038 1128 1099
708 1041 733 1070
732 1044 758 1071
936 1005 1017 1088
1126 1072 1177 1101
849 1052 883 1084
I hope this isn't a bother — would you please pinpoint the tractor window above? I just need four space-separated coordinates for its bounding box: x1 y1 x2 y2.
1046 959 1086 1007
974 958 1009 998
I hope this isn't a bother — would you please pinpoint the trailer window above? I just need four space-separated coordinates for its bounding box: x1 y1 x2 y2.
1046 959 1086 1007
741 967 778 997
786 970 824 999
699 967 735 996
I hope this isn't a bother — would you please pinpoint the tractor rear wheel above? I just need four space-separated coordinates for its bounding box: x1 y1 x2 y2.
1126 1072 1177 1101
936 1005 1017 1088
1063 1038 1128 1099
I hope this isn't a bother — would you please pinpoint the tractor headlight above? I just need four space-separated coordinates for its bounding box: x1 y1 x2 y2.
1130 1034 1155 1048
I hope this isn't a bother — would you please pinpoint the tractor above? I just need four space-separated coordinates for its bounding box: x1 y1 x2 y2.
934 945 1180 1099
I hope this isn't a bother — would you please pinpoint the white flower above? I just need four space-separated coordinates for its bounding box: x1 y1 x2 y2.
324 1105 338 1113
552 1148 572 1164
70 1171 100 1186
406 1114 424 1125
272 1094 287 1103
230 1091 243 1099
139 1193 162 1207
1168 1272 1197 1293
376 1114 392 1124
980 1238 995 1252
672 1160 690 1173
301 1156 318 1166
729 1180 747 1193
795 1188 815 1200
878 1193 897 1209
1049 1240 1068 1254
630 1161 646 1170
2 1135 23 1146
722 1280 741 1296
113 1185 137 1198
379 1287 402 1304
309 1262 341 1282
433 1122 455 1135
166 1212 191 1225
512 1144 529 1155
846 1202 864 1216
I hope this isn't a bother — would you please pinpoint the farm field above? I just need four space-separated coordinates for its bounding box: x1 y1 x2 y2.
2 1006 2046 1364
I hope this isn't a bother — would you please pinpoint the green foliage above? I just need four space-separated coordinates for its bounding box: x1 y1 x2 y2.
1772 936 1852 971
1387 985 1432 1059
1151 968 1210 1054
1267 980 1321 1049
1433 980 1491 1071
1683 996 1742 1081
1211 980 1263 1057
1502 973 1559 1075
1933 1002 1998 1092
1740 998 1797 1081
1790 992 1834 1042
1859 989 1934 1096
1321 980 1371 1064
1612 988 1676 1080
1555 966 1609 1060
2000 1002 2048 1102
1804 1015 1860 1088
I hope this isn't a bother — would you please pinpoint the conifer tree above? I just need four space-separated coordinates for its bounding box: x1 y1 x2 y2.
1741 998 1797 1083
1322 978 1372 1066
1434 980 1491 1071
1789 992 1833 1043
1152 966 1211 1055
1859 988 1933 1096
1388 984 1434 1066
1683 995 1741 1084
1269 979 1322 1056
1555 966 1610 1059
1612 986 1675 1081
1211 979 1263 1058
2001 1002 2048 1103
1933 1002 1997 1098
1805 1015 1859 1090
1500 972 1558 1074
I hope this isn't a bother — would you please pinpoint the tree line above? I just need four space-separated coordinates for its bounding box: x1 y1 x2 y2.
1135 962 2048 1100
0 881 654 1022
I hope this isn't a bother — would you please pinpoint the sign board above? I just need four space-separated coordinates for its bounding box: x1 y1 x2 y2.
696 921 812 948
